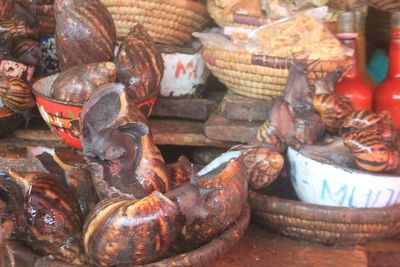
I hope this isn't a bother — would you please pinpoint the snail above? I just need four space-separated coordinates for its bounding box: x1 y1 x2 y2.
26 146 99 218
343 128 400 173
231 145 284 190
166 156 200 189
254 121 287 153
50 61 116 104
115 23 164 100
0 74 35 127
180 151 248 247
83 170 215 266
0 169 85 265
81 83 169 200
0 19 37 42
11 38 41 66
0 1 15 20
341 110 381 133
54 0 116 69
378 111 397 146
313 93 354 132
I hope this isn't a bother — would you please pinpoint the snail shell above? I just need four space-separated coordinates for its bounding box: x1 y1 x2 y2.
0 0 14 19
254 121 287 153
26 146 99 218
341 110 381 133
0 169 85 265
181 151 248 247
11 38 41 66
313 93 354 132
0 19 37 41
0 75 35 111
343 128 400 173
115 23 164 99
81 83 169 200
84 181 210 266
231 145 284 190
54 0 116 69
50 62 116 104
379 111 397 147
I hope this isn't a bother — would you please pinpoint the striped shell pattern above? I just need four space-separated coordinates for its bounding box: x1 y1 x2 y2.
54 0 116 69
343 128 400 173
0 75 35 111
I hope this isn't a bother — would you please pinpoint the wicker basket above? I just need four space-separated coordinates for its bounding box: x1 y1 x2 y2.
201 47 352 99
368 0 400 12
100 0 210 45
11 205 250 267
250 191 400 246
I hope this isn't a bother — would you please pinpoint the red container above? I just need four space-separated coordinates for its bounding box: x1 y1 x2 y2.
32 73 158 149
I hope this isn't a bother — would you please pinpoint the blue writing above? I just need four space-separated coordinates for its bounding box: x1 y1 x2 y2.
386 189 395 207
321 179 348 205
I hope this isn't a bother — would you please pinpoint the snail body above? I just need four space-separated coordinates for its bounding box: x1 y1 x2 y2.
83 179 211 266
313 93 354 132
343 128 400 173
0 169 85 265
81 83 169 200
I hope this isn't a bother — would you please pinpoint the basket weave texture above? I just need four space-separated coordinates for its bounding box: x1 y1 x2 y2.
201 48 352 99
368 0 400 12
100 0 210 45
250 191 400 246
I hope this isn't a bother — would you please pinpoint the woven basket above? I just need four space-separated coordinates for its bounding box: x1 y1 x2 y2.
201 47 352 99
100 0 210 45
11 205 250 267
250 191 400 246
368 0 400 12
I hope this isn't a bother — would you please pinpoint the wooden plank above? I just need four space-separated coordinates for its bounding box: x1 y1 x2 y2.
151 97 217 120
211 225 368 267
222 91 272 121
150 119 236 148
204 113 262 143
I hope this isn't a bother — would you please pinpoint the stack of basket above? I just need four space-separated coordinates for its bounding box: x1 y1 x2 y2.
100 0 210 46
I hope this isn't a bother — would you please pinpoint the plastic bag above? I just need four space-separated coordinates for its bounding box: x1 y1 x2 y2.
193 29 246 52
261 0 328 20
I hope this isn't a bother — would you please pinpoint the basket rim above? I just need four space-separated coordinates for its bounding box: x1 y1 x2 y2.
249 191 400 223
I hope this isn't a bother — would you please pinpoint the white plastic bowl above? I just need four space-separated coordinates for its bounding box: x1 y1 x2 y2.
287 146 400 208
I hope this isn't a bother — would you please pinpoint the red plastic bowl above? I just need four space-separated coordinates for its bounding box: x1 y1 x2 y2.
31 74 158 149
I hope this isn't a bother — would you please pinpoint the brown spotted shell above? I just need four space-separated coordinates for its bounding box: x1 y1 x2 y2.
115 23 163 99
54 0 116 69
341 110 381 132
11 38 41 65
0 19 37 41
379 111 397 147
231 145 284 190
0 75 35 111
254 121 287 153
313 93 354 132
50 62 116 104
0 169 85 265
80 83 169 200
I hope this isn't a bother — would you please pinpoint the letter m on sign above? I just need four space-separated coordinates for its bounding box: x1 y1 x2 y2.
321 179 348 205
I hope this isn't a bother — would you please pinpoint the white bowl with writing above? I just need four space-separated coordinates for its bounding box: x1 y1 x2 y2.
287 147 400 208
158 45 210 98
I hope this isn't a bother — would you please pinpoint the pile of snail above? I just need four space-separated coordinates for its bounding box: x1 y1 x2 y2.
255 61 399 174
0 83 284 266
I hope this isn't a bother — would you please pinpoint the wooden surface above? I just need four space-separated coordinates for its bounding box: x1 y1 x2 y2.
222 91 272 122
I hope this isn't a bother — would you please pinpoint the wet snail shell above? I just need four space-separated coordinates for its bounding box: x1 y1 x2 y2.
0 169 85 265
343 128 400 173
54 0 116 69
0 1 15 19
254 121 287 153
378 111 397 147
0 19 37 41
341 110 381 132
81 83 169 200
115 23 163 99
83 177 213 266
313 93 354 132
181 151 248 247
11 38 41 66
0 75 35 111
50 61 116 104
231 145 284 190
